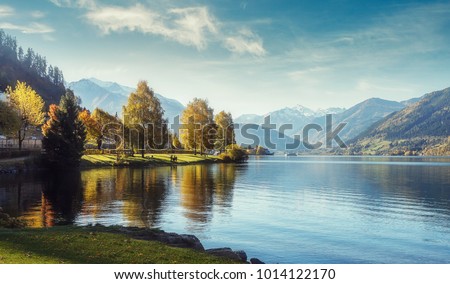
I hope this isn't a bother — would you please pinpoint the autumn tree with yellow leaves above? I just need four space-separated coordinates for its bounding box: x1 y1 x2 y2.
180 98 215 154
79 107 123 149
123 81 167 157
6 81 45 149
214 110 236 151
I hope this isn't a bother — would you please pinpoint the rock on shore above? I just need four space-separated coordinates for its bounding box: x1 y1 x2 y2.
87 225 264 263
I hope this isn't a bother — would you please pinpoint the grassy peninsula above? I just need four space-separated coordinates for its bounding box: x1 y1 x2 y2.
0 226 241 264
80 153 219 168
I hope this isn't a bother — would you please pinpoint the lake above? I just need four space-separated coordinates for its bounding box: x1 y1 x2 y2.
1 156 450 263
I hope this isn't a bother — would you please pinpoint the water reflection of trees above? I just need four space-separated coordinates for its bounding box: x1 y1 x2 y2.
121 168 169 228
80 167 169 228
1 163 244 229
41 170 84 226
0 171 83 227
0 173 44 224
178 164 240 226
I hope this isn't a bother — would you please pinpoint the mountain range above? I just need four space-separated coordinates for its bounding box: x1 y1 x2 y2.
348 87 450 155
68 78 185 121
68 78 448 154
234 98 409 149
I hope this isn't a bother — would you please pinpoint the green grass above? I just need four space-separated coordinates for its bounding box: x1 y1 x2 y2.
80 153 219 168
0 226 240 264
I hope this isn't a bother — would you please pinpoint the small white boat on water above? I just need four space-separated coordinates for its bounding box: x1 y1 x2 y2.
285 152 297 156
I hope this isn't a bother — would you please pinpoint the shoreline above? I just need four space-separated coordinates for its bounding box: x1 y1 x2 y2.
0 225 246 264
0 153 229 173
80 153 222 169
0 215 264 264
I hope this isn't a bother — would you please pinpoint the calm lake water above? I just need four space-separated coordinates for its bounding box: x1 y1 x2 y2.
1 156 450 263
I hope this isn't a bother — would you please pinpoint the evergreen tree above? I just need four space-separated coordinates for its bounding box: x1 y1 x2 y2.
42 89 86 167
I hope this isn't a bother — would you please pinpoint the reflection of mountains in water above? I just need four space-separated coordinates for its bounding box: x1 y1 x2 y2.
0 164 245 229
291 157 450 219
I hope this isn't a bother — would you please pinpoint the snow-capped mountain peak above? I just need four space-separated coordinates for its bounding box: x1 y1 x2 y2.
291 105 316 117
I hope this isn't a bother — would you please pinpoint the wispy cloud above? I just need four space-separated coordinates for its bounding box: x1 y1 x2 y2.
31 11 46 19
284 3 450 73
224 28 266 56
65 2 266 56
288 67 330 81
0 5 14 17
85 4 218 50
49 0 95 9
0 22 55 34
168 7 218 49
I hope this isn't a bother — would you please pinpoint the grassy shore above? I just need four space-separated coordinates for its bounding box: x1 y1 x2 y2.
80 153 220 168
0 226 240 264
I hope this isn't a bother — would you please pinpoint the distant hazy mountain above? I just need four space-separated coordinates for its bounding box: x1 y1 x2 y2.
235 114 264 124
234 105 347 151
315 107 346 117
400 96 422 106
68 78 185 120
235 99 406 148
355 88 450 141
235 105 345 138
314 98 405 141
235 105 345 124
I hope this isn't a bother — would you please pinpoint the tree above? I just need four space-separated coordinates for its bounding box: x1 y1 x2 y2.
79 107 122 149
0 100 21 135
42 89 86 167
17 46 24 62
92 108 123 149
171 132 182 149
6 81 45 150
123 81 168 157
214 111 236 151
180 98 215 153
78 109 100 148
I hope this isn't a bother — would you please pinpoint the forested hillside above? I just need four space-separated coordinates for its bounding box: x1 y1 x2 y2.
0 29 65 104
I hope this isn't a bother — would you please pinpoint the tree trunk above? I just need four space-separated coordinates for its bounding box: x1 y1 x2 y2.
18 129 23 150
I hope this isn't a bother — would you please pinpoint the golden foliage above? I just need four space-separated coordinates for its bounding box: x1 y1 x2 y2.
180 98 214 150
6 81 45 127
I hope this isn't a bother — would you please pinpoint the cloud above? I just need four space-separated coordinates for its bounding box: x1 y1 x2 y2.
0 5 14 17
49 0 95 9
49 0 71 7
288 67 330 81
224 28 266 56
85 5 217 50
168 7 218 49
0 22 55 34
285 2 450 72
31 11 46 19
53 1 266 55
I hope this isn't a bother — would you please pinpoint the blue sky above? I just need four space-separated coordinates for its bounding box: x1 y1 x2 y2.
1 0 450 116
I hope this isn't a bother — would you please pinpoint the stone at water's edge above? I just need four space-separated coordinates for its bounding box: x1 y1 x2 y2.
115 226 205 251
205 248 247 262
250 258 265 264
234 250 248 262
114 227 251 261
